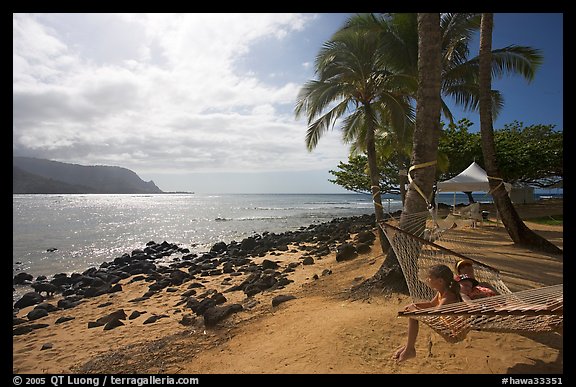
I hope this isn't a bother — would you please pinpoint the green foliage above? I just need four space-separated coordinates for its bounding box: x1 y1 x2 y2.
330 120 563 192
328 154 401 194
493 121 562 187
437 120 562 187
437 118 482 179
525 215 563 226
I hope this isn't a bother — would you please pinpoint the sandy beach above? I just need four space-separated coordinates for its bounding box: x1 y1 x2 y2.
13 199 563 374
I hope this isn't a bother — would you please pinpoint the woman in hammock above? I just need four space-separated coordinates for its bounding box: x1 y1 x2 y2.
393 264 462 363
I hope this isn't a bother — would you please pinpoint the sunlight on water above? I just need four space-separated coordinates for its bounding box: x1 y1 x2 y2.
13 194 403 286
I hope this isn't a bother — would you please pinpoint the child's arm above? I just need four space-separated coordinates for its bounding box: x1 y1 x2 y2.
460 293 473 302
405 293 439 311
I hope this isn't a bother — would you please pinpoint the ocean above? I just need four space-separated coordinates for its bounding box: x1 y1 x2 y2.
12 193 390 282
12 191 558 302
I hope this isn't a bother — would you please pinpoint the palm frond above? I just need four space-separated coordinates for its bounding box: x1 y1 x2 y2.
441 98 455 124
444 84 504 120
383 13 419 74
465 45 544 82
341 110 365 145
305 99 350 151
441 13 480 67
295 80 350 123
488 45 543 81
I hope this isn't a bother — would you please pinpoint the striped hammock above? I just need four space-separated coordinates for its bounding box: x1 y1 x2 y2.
379 210 563 343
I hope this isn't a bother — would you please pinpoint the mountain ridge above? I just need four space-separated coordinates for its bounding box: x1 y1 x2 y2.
13 157 164 194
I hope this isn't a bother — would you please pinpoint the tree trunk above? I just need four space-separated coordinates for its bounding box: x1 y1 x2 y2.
464 191 475 203
399 170 407 205
364 105 391 254
478 13 561 255
402 13 442 219
373 13 442 291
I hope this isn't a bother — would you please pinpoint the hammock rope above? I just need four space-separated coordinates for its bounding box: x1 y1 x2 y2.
379 209 563 342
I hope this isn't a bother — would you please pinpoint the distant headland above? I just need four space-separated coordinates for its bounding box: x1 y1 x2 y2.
13 157 164 194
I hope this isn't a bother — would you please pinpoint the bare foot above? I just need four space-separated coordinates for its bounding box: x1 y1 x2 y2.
396 347 416 363
392 345 405 360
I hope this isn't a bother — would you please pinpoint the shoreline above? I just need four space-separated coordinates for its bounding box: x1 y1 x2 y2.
13 199 563 374
12 193 382 285
13 196 562 283
12 213 378 304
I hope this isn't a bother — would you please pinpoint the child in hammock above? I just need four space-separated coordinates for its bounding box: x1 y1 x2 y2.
456 274 497 301
455 259 499 296
393 264 462 363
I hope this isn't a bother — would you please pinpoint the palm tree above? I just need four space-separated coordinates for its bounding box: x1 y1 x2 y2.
344 13 559 257
478 13 562 254
295 27 413 253
343 13 542 124
373 13 443 291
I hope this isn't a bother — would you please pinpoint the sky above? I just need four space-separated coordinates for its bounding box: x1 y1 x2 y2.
12 13 563 194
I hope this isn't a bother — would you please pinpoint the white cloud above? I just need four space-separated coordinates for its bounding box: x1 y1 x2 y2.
13 13 351 191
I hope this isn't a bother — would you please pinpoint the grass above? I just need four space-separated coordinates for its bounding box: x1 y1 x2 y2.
525 214 563 226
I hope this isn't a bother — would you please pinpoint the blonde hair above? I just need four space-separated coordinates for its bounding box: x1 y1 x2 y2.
455 259 473 273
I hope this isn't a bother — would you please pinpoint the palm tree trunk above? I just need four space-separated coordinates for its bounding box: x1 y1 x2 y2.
479 13 561 255
373 13 442 292
402 12 442 224
399 169 407 205
364 105 390 254
464 191 475 203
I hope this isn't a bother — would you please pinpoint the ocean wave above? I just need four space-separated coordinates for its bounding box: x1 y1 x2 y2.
237 216 287 221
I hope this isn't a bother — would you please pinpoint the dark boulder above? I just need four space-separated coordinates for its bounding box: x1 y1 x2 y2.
95 309 127 325
261 259 279 270
34 303 58 312
272 294 297 307
302 257 314 265
128 311 145 320
14 292 44 309
31 282 58 297
210 241 228 254
355 242 371 254
50 274 72 287
13 317 27 326
55 316 75 324
82 283 111 298
354 230 376 244
240 237 257 251
169 270 190 285
13 323 50 336
57 298 82 310
203 304 243 328
13 272 33 285
27 308 49 321
336 243 357 262
41 343 54 350
103 318 125 330
143 314 168 324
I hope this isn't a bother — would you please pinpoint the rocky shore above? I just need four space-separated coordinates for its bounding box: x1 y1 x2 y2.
13 213 383 338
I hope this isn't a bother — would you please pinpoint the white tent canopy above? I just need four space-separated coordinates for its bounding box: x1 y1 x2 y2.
437 161 512 193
